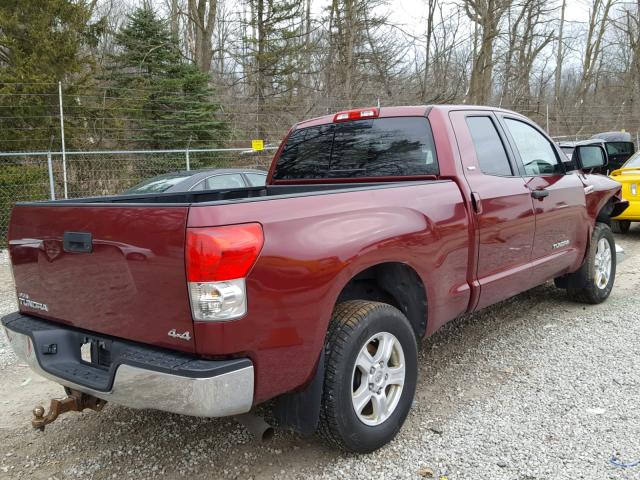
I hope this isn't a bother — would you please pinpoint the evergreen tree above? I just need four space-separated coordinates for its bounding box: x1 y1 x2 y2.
0 0 96 151
108 8 227 150
241 0 307 139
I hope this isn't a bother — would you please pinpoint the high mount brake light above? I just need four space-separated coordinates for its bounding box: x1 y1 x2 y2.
186 223 264 321
333 108 379 123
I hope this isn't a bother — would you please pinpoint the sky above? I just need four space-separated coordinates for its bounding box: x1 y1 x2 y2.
386 0 591 36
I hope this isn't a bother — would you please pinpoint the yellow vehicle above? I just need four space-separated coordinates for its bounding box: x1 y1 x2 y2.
610 150 640 233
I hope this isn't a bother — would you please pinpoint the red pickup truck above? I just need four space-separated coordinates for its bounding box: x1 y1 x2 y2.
2 106 627 453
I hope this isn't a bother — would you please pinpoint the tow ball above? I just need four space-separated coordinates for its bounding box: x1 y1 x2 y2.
32 389 107 431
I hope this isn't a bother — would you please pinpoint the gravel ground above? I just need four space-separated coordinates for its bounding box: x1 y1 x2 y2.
1 231 640 480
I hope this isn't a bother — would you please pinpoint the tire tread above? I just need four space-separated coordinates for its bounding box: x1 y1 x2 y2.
317 300 390 451
566 222 615 304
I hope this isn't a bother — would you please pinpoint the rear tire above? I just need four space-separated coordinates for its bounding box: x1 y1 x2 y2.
317 300 418 453
566 222 616 304
611 220 631 234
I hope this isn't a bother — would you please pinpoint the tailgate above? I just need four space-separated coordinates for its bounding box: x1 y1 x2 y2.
8 204 195 353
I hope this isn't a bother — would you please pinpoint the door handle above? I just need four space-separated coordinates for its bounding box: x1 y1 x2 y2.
471 192 482 214
531 189 549 200
63 232 93 253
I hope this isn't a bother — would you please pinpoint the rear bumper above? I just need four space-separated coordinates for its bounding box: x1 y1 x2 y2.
1 312 254 417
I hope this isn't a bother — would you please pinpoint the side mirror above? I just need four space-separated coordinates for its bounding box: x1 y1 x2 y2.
571 145 607 171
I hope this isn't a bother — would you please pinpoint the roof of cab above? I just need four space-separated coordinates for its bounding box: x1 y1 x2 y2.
292 104 524 130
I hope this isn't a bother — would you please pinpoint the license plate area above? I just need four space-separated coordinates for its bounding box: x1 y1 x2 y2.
80 337 112 370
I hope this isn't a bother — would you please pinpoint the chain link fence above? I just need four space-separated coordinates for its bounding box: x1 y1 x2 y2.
2 82 640 247
0 147 275 246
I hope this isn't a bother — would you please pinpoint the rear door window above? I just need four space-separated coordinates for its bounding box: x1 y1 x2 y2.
273 117 438 179
466 116 513 176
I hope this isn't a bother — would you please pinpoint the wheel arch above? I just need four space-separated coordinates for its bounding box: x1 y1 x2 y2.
334 261 428 338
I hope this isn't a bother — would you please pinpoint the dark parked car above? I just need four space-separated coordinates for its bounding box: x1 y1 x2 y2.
559 132 635 174
124 168 267 194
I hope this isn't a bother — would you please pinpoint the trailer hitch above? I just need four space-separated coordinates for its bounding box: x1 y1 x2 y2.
32 389 107 431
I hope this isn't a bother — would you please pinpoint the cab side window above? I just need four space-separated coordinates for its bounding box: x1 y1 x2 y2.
466 116 513 176
503 118 561 176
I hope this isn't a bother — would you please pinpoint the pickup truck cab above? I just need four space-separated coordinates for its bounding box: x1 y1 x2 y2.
2 105 627 452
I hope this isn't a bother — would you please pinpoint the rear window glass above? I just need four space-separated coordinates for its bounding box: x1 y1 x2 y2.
273 117 438 179
606 142 634 156
125 174 192 194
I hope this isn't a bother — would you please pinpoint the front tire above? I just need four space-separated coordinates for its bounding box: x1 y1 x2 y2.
566 222 616 304
317 300 418 453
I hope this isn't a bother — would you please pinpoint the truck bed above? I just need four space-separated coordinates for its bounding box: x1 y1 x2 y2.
8 177 469 400
17 181 442 206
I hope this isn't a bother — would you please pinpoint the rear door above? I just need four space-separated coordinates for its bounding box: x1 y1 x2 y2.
8 204 195 352
449 111 536 310
498 115 589 282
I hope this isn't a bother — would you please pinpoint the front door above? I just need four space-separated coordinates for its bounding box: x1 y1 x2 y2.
497 115 590 283
450 111 536 310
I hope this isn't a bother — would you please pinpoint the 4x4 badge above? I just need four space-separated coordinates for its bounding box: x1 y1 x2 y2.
168 329 191 341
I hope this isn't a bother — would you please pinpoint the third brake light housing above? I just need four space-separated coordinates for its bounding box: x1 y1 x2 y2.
333 107 379 123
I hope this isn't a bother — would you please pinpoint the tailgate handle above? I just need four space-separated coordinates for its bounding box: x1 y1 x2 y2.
63 232 93 253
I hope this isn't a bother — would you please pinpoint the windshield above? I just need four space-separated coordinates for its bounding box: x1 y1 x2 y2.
273 117 439 180
125 173 193 193
623 151 640 169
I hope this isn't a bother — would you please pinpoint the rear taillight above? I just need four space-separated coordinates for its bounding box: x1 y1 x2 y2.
186 223 264 321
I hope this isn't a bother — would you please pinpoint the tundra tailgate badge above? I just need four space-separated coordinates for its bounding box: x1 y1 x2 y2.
17 293 49 312
168 329 192 341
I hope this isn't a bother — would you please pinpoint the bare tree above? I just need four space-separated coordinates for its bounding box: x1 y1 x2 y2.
500 0 555 107
187 0 217 73
463 0 513 104
421 0 438 101
577 0 615 104
618 1 640 107
170 0 180 38
553 0 566 102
